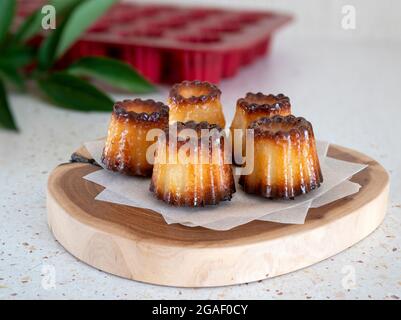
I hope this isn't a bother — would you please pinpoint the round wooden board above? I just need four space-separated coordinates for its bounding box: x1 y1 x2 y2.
47 144 389 287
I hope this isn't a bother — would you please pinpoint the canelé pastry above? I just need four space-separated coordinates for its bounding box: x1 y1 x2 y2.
239 115 323 199
230 93 291 164
102 99 169 177
150 121 235 206
168 80 226 128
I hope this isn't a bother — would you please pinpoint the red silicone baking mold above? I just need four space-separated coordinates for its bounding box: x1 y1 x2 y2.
16 0 292 84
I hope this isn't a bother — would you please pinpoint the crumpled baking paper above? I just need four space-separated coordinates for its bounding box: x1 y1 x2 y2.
82 139 367 230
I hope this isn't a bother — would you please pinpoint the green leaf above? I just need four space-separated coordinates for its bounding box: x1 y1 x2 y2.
38 0 115 69
0 79 18 131
0 65 25 90
37 72 114 111
0 0 16 44
0 45 35 68
55 0 117 59
50 0 83 15
37 19 66 69
67 57 156 94
13 10 42 43
14 0 83 43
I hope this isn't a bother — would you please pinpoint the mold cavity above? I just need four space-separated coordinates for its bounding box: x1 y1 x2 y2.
185 10 209 20
155 17 188 29
234 12 266 25
185 8 222 20
133 28 164 38
111 11 141 22
89 24 109 33
89 18 111 33
138 6 167 17
178 35 221 44
204 21 242 34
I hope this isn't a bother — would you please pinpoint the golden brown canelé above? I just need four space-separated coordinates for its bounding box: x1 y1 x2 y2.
230 93 291 164
239 115 323 199
102 99 169 177
150 121 235 206
168 80 226 128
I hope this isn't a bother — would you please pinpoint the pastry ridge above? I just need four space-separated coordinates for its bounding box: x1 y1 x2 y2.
102 99 169 177
237 92 291 114
168 80 226 128
150 121 236 206
230 93 291 165
239 115 323 199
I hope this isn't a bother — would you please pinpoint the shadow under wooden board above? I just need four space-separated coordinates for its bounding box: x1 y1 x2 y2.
47 144 389 287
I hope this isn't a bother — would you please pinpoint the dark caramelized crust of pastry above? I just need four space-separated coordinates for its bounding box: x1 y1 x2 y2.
150 121 235 207
113 98 169 123
165 121 226 154
250 114 311 139
174 120 222 133
237 92 291 115
239 115 323 199
102 99 169 177
169 80 221 105
230 93 291 165
168 81 226 128
165 120 221 139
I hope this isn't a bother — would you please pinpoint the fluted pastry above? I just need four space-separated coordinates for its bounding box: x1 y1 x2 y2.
102 99 169 177
150 121 235 206
239 115 323 199
230 93 291 164
168 80 226 128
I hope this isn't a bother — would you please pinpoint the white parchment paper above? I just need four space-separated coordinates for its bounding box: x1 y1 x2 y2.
82 139 367 230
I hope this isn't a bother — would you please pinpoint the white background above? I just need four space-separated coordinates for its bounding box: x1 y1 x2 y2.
129 0 401 41
0 0 400 299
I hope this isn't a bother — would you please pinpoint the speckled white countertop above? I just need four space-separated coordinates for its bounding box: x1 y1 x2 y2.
1 34 400 299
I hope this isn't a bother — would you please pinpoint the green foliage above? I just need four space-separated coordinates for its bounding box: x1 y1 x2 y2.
0 0 16 45
38 72 114 111
55 0 116 59
0 0 156 132
67 57 155 94
0 80 18 131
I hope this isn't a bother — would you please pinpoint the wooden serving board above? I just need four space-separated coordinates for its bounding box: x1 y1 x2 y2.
47 144 389 287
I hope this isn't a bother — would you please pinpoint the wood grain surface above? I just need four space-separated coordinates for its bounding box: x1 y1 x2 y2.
47 144 389 287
